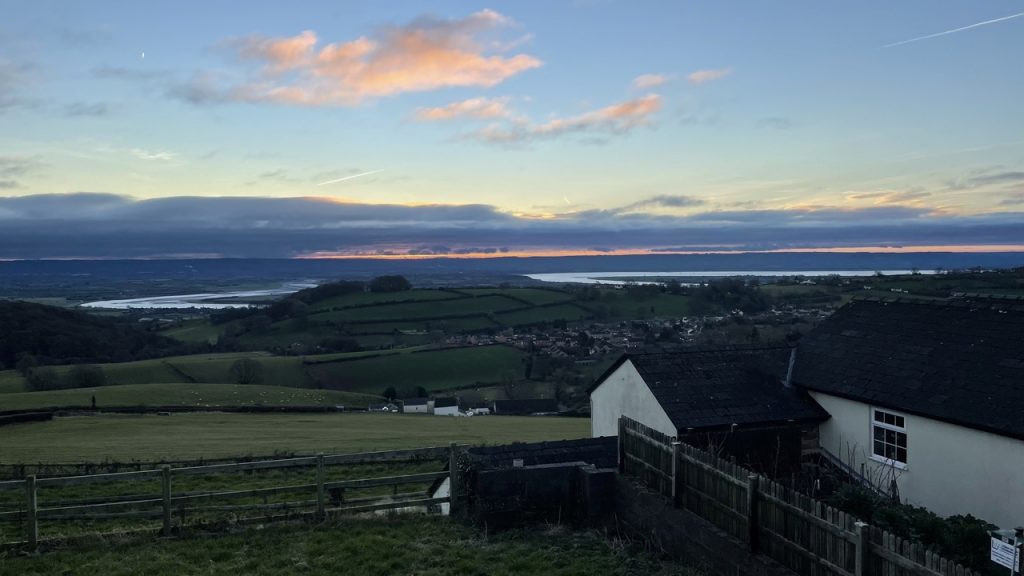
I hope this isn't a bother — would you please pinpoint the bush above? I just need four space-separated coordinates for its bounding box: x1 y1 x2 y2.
369 275 412 292
826 485 997 572
26 367 62 391
229 358 263 385
67 364 107 388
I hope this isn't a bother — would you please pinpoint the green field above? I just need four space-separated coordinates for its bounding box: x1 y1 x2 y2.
306 345 526 394
0 516 697 576
0 346 521 404
311 295 522 323
306 288 462 312
458 287 574 305
0 412 590 463
495 303 592 326
0 383 379 411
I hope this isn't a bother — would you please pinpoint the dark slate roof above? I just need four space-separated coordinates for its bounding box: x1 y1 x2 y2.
793 298 1024 440
467 437 617 469
402 397 428 406
596 346 829 432
433 397 458 408
492 398 560 415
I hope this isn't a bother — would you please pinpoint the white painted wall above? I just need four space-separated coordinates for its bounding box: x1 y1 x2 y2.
433 405 459 416
590 360 676 438
811 391 1024 529
432 477 450 515
403 404 429 414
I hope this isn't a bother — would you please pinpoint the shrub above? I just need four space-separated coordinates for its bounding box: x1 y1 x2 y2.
826 485 997 572
67 364 107 388
229 358 263 385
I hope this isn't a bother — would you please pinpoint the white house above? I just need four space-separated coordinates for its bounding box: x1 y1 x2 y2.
589 347 828 473
402 398 429 414
791 298 1024 530
432 397 459 416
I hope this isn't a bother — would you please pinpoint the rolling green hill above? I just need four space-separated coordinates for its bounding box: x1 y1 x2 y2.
0 383 378 411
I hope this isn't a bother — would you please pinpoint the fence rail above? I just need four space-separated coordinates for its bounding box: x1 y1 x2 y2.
1 446 452 550
617 416 980 576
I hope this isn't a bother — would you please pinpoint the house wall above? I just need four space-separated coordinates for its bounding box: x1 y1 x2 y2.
403 404 428 414
590 360 676 438
810 391 1024 529
434 405 459 416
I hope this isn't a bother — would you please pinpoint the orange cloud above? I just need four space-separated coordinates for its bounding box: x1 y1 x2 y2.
687 68 732 85
414 97 513 121
209 10 541 106
469 94 662 143
632 73 672 90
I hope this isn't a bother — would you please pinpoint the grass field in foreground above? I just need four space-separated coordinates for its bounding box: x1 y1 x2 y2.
0 413 590 463
0 516 697 576
0 383 380 411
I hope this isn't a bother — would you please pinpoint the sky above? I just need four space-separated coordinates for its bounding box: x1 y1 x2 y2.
1 1 1023 259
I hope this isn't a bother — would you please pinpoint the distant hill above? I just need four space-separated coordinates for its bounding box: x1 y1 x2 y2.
1 252 1024 284
0 300 198 369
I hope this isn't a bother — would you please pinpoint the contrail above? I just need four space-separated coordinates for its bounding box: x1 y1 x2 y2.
316 169 385 186
884 11 1024 48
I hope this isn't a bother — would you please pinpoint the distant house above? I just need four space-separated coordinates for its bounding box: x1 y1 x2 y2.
589 347 827 474
468 405 491 416
368 402 399 413
792 298 1024 529
401 398 429 414
432 397 459 416
491 398 560 416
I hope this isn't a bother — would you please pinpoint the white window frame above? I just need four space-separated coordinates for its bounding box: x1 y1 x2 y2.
870 408 908 469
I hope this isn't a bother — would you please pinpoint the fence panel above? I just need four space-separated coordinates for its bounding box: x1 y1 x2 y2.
1 447 451 549
677 442 749 541
616 416 977 576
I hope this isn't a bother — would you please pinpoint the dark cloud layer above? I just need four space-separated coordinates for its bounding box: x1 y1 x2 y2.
0 193 1021 259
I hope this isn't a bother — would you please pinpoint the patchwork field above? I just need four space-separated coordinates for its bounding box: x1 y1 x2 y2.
0 412 591 463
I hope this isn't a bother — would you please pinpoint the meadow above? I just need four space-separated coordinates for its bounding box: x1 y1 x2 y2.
0 345 526 404
0 413 590 463
0 516 698 575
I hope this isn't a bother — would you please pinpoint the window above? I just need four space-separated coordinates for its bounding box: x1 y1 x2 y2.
872 409 907 466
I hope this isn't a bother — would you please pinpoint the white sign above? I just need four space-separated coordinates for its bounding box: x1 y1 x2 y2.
991 537 1019 570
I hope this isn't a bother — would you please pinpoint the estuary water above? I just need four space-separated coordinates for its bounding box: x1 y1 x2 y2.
524 270 928 285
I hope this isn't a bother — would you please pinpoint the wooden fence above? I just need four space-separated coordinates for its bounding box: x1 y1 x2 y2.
617 416 980 576
0 445 454 550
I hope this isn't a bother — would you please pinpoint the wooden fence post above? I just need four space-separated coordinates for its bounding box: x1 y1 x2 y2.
747 474 760 552
670 441 681 506
161 465 172 536
25 474 37 551
617 417 625 473
448 442 462 518
315 453 326 521
854 521 869 576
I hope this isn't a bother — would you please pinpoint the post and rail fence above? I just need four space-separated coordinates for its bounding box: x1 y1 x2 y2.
617 416 980 576
0 446 454 550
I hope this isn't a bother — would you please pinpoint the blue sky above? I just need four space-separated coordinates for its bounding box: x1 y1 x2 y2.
1 1 1022 258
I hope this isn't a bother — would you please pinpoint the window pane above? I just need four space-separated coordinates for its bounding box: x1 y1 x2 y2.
896 447 907 463
874 427 884 441
885 444 896 459
886 429 896 444
874 440 884 456
894 415 905 428
886 413 896 425
896 433 907 448
874 411 884 422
